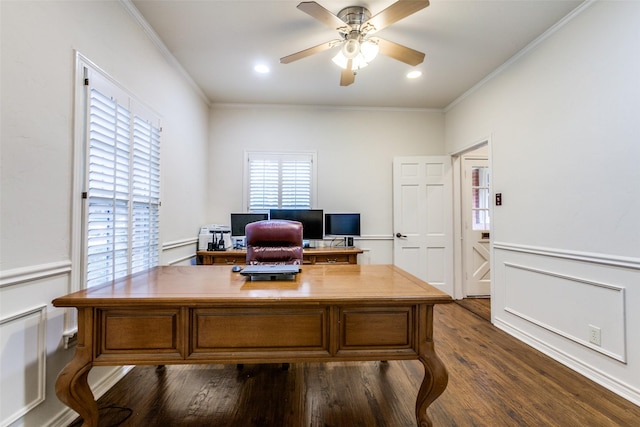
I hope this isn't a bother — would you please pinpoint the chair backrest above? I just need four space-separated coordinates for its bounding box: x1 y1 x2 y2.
245 220 303 265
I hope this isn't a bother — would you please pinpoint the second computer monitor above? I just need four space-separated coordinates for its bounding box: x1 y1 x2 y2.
269 209 324 241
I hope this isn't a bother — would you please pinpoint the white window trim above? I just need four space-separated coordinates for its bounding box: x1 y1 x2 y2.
242 150 318 212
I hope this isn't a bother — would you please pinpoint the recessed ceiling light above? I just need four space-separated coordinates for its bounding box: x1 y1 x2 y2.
406 70 422 79
254 64 270 74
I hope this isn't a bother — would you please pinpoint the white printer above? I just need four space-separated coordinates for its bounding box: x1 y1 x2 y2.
198 224 231 251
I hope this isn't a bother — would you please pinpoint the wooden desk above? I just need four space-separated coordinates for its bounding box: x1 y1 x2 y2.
53 265 451 427
197 246 363 265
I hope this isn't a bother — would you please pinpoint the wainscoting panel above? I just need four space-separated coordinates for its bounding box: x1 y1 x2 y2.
503 262 626 362
0 306 46 427
491 243 640 405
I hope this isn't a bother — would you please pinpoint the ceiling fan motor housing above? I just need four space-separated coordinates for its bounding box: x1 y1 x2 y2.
338 6 371 30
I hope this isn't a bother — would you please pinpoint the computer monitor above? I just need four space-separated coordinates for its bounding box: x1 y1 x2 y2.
230 213 268 237
269 209 324 241
324 213 361 237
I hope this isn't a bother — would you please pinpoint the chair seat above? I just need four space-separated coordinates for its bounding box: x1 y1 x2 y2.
248 246 302 265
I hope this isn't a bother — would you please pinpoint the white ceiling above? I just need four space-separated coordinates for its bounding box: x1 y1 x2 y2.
130 0 584 109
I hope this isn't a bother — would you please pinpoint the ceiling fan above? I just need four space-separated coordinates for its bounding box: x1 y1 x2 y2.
280 0 429 86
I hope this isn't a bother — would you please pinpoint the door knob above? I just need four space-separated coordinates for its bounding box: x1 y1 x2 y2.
395 233 407 238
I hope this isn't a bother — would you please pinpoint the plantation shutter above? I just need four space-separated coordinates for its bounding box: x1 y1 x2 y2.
131 116 161 273
246 152 316 212
84 69 161 288
281 159 312 208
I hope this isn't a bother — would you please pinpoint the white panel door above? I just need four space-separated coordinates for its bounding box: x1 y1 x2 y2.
393 156 453 296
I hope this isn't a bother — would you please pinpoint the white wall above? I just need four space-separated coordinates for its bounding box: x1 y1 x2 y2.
207 105 445 263
5 1 638 425
0 1 209 426
445 1 640 404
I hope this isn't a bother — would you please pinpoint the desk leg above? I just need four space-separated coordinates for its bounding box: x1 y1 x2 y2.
416 343 448 427
55 307 98 427
416 304 449 427
55 355 97 427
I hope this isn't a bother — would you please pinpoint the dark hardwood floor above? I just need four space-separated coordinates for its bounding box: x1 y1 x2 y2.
70 302 640 427
454 297 491 322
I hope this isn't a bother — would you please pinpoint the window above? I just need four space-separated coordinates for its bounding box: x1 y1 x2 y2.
244 151 317 212
471 166 490 230
82 66 161 288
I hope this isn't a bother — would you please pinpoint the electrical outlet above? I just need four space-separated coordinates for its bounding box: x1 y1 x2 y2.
589 325 601 346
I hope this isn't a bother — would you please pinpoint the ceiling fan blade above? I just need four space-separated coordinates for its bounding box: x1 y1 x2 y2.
297 1 352 33
362 0 429 35
280 40 340 64
340 60 355 86
374 37 425 66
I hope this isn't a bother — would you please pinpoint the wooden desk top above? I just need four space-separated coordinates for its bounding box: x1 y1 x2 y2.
53 264 451 307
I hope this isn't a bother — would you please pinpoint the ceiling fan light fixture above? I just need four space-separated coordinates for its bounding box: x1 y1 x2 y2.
360 39 379 62
332 50 370 71
331 51 350 69
332 38 378 71
341 38 360 59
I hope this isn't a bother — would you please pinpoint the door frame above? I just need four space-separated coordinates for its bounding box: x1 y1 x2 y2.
451 138 493 300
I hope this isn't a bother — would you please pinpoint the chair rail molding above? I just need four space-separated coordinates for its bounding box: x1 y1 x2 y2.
162 237 198 251
0 260 72 288
493 242 640 270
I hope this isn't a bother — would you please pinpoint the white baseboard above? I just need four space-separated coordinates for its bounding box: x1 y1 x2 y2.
494 316 640 406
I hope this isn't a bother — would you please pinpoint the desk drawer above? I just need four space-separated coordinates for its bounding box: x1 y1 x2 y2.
307 254 352 264
337 306 416 355
199 255 244 265
94 308 184 362
210 256 244 264
190 307 329 356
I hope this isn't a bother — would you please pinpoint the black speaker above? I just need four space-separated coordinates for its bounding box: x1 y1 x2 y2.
345 237 354 247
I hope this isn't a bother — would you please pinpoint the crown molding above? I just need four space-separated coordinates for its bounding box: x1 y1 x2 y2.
119 0 211 106
444 0 595 113
211 102 443 114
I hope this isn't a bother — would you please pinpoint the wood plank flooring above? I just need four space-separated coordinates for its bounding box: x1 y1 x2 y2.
69 302 640 427
454 297 491 322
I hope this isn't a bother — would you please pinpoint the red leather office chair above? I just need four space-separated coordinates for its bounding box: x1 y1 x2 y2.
245 220 303 265
242 219 302 371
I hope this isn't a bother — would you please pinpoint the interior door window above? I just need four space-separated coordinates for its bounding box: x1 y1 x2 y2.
471 166 490 231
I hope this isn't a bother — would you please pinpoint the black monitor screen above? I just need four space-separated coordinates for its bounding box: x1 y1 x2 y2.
269 209 324 240
230 213 268 236
325 213 361 236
